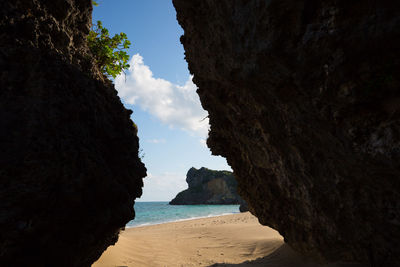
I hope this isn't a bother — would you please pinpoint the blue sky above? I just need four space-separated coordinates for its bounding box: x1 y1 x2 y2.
92 1 231 201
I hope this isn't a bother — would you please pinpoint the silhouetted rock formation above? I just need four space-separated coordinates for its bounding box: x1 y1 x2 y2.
170 167 244 205
0 1 146 266
173 0 400 265
239 202 249 213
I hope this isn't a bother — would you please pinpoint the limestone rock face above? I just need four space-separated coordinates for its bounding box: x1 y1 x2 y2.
0 1 146 266
173 0 400 265
170 167 244 205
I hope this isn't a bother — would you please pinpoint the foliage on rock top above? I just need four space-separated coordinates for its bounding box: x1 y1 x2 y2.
87 20 131 79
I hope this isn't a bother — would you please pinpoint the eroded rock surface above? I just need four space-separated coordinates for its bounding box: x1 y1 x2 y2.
170 167 245 205
0 1 146 266
173 0 400 265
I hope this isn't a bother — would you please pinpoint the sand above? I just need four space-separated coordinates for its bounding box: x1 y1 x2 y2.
93 212 360 267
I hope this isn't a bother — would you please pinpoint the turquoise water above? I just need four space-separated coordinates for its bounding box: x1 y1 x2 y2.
127 202 240 227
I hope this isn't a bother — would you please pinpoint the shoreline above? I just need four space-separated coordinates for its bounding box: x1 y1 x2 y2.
127 211 241 228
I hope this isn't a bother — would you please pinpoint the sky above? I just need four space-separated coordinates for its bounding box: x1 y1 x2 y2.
92 1 231 201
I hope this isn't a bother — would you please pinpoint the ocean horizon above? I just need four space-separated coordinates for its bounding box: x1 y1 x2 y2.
127 202 240 228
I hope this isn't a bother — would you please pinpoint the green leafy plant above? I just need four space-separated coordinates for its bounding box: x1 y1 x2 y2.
87 20 131 78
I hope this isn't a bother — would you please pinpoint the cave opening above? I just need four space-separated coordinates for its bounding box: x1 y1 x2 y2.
90 1 286 266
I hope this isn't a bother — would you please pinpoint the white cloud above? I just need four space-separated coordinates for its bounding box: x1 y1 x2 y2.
199 138 207 148
138 172 188 201
115 54 209 137
146 139 166 144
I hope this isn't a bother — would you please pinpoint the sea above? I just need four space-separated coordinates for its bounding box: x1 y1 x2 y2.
127 202 240 228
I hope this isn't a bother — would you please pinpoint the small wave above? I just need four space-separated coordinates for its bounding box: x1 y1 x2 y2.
126 212 239 228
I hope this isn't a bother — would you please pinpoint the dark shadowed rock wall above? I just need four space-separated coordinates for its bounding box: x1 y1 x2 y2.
0 0 146 266
170 167 245 205
173 0 400 265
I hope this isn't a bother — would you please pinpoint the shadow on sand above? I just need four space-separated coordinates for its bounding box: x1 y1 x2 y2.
209 244 366 267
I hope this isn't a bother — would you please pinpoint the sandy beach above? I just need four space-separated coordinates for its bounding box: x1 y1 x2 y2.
93 212 357 267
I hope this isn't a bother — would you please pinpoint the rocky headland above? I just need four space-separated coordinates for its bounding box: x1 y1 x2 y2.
0 1 146 266
173 0 400 266
170 167 245 205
